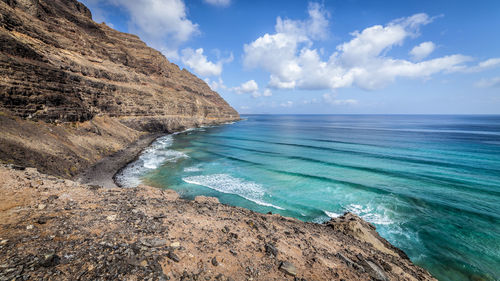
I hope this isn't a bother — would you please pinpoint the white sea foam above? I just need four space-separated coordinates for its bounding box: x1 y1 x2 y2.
345 204 393 225
116 135 188 187
324 210 341 218
184 165 202 172
183 174 284 210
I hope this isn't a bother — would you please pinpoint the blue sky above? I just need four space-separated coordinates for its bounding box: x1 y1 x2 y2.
80 0 500 114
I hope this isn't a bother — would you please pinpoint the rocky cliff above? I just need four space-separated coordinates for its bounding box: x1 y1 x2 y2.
0 165 436 281
0 0 239 177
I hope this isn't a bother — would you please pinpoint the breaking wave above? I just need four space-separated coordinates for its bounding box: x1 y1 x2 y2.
183 174 284 210
116 135 188 187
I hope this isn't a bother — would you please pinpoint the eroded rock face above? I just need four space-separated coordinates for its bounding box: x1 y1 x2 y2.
0 0 239 128
0 0 239 177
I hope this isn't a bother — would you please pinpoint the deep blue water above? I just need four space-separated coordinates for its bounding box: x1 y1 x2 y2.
117 115 500 281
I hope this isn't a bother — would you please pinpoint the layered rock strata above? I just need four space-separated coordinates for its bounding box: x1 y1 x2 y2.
0 0 239 177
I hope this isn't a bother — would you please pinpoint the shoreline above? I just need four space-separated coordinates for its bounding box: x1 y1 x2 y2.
0 165 436 280
77 120 241 188
75 133 164 188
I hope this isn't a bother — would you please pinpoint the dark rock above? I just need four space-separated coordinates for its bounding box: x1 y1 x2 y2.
265 243 278 258
279 261 297 276
140 237 166 247
36 216 49 224
39 252 60 267
10 165 25 170
167 251 180 262
211 257 218 266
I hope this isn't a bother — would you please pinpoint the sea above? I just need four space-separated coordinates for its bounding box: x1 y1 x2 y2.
116 115 500 281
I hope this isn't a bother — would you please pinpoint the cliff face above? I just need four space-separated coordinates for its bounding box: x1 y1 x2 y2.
0 0 239 177
0 0 238 127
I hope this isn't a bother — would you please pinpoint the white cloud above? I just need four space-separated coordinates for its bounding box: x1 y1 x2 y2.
181 48 232 77
233 80 259 94
280 101 294 108
478 58 500 69
203 0 231 7
204 77 227 91
475 76 500 88
231 80 273 98
467 58 500 72
410 41 435 61
322 93 358 105
103 0 198 59
243 5 483 91
243 2 329 86
252 89 273 98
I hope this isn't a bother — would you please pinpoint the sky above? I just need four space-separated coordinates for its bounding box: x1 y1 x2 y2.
80 0 500 114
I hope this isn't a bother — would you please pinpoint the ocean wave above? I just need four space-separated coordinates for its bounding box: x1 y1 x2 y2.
324 210 342 218
182 174 284 210
116 135 188 187
345 204 393 225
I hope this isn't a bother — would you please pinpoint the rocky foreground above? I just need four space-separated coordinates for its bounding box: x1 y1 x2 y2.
0 165 435 281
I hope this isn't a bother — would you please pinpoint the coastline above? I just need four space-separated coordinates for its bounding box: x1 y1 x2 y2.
75 133 164 188
0 165 436 280
77 120 242 189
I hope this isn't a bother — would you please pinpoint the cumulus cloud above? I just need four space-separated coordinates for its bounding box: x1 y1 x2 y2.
231 80 273 98
233 80 259 94
243 4 486 91
475 76 500 88
410 41 435 61
181 48 232 77
98 0 198 59
203 0 231 7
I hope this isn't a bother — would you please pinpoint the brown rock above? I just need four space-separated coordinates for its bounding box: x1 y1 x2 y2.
279 261 297 276
194 196 220 204
0 0 239 179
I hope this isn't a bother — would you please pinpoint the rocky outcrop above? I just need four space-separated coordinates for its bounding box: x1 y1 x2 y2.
0 0 239 177
0 165 436 281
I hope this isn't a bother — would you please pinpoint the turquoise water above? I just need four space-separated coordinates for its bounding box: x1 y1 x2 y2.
117 115 500 281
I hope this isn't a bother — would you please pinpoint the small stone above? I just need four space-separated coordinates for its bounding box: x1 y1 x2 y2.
106 214 117 221
0 239 8 245
36 216 49 224
229 249 237 256
40 252 60 267
211 257 218 266
167 251 180 262
38 204 46 210
279 261 297 276
170 241 180 248
141 238 167 247
140 260 148 267
26 225 34 230
366 260 389 281
265 243 278 257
